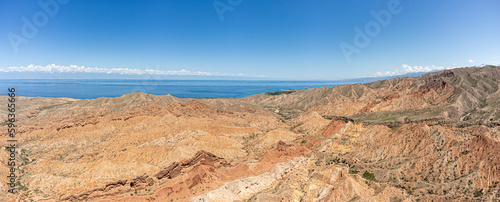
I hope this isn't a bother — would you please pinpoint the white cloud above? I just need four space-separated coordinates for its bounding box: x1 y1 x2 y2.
372 64 455 77
0 64 244 77
468 59 475 63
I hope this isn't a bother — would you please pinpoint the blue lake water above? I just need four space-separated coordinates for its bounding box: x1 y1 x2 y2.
0 79 350 99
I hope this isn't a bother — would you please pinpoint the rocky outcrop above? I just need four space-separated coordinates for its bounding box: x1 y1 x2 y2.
156 150 230 180
191 156 307 201
60 150 232 201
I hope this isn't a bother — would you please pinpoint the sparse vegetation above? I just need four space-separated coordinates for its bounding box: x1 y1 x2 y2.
20 155 30 165
349 170 359 174
16 181 28 191
386 124 401 129
265 90 295 95
315 160 321 166
473 189 483 197
348 195 361 201
458 123 482 128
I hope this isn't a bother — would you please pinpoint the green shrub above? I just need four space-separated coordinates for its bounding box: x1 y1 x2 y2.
362 171 375 181
349 170 359 174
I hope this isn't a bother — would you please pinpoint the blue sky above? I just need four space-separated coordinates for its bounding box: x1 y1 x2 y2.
1 0 499 80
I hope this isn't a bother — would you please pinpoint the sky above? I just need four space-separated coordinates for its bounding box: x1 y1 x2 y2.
0 0 499 80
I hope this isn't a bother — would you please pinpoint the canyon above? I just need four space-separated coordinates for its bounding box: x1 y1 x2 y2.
0 66 499 201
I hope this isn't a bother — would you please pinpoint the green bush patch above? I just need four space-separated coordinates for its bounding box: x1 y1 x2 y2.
266 90 295 95
362 171 375 181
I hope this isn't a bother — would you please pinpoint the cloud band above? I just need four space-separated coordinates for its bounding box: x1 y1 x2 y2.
0 64 242 76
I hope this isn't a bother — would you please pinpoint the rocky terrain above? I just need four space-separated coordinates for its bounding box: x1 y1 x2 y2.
0 65 499 201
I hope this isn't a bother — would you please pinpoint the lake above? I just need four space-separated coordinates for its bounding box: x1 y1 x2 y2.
0 79 349 99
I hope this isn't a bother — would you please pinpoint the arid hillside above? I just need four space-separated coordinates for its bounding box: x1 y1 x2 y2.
0 66 499 201
243 65 500 125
